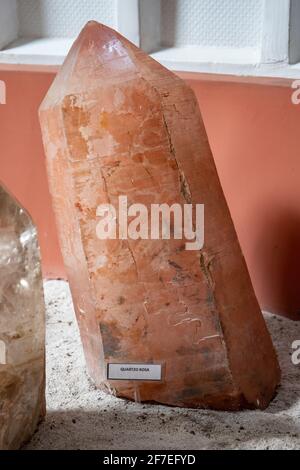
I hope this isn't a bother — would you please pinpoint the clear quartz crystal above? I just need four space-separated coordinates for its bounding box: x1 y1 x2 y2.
0 184 45 450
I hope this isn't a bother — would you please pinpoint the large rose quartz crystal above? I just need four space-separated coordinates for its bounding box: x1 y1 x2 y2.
39 22 280 409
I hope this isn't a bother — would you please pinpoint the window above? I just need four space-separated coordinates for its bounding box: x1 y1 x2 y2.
0 0 299 79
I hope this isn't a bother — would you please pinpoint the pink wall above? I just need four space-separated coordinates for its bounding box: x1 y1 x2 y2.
0 70 299 318
190 78 300 320
0 71 65 278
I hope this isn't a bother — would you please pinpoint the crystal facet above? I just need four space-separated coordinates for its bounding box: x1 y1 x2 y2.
0 185 45 449
39 22 280 409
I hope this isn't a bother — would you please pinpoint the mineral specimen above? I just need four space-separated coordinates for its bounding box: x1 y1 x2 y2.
0 185 45 449
39 21 280 409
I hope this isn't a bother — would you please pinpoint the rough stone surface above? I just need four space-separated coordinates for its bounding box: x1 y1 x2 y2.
0 185 45 449
39 22 280 409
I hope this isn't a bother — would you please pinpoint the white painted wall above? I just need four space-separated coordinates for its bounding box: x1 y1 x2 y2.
260 0 290 64
116 0 140 46
0 0 18 49
0 0 300 78
161 0 264 49
17 0 117 38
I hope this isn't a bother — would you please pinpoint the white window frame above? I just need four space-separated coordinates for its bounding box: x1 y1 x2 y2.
0 0 299 82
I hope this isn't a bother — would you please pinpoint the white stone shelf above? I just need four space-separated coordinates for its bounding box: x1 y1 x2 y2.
0 38 74 66
1 38 300 82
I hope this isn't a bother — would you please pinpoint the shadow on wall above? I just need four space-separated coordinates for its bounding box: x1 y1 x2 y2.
160 0 178 48
16 1 51 40
255 209 300 320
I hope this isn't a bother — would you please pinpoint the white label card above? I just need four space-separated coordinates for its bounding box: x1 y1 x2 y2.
107 363 162 381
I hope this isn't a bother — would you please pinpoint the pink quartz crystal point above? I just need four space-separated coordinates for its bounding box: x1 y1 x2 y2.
39 21 280 410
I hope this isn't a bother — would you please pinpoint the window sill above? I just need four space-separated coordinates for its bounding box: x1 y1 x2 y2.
0 38 299 82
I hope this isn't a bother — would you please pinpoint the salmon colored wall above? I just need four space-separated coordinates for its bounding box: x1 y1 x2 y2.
0 70 299 319
0 71 65 279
